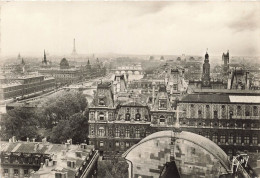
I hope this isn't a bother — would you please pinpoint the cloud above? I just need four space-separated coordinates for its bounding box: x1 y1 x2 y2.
227 10 260 32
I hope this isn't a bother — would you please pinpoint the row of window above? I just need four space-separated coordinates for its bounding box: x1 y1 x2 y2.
188 105 259 117
98 141 134 149
198 133 259 144
3 169 29 177
91 127 150 138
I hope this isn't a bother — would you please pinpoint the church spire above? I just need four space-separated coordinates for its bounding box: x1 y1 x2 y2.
43 50 47 65
21 58 25 65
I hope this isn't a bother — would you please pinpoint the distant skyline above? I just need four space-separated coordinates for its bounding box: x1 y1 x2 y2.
1 1 260 57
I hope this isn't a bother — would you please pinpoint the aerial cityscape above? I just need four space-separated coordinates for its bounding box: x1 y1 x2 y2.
0 1 260 178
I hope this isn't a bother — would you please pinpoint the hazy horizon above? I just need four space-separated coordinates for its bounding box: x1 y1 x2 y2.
1 2 260 57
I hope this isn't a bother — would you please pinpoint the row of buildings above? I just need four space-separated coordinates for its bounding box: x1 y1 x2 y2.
87 52 260 160
0 74 55 101
38 54 106 85
0 137 99 178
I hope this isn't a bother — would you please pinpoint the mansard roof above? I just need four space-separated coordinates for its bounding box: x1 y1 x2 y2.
181 94 260 104
121 101 147 107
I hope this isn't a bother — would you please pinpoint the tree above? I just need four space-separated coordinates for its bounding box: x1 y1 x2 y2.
0 107 39 141
97 159 128 178
49 113 88 144
39 91 87 129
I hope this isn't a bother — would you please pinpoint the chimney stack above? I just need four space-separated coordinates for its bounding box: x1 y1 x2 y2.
27 137 29 142
32 138 35 142
40 163 44 169
12 136 16 143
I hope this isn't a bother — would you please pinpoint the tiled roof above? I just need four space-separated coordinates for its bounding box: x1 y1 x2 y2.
121 101 147 107
181 94 260 104
181 94 230 103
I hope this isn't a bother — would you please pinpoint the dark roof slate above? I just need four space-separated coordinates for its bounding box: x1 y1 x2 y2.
181 94 230 103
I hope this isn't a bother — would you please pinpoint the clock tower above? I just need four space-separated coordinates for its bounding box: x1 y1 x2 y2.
201 51 211 87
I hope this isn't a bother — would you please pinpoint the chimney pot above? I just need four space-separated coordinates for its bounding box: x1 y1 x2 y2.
40 163 44 168
32 138 35 142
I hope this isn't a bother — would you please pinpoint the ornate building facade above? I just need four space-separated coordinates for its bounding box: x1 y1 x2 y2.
178 94 260 155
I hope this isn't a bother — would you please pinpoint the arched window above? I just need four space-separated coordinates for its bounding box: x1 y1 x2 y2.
125 113 131 121
98 127 105 137
135 113 141 121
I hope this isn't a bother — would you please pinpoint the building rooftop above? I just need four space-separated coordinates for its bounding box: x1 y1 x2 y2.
181 93 260 104
1 138 98 178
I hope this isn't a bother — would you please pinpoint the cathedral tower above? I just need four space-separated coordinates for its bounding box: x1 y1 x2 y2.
222 50 229 74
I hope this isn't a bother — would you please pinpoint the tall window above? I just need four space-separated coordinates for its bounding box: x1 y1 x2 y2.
90 112 94 120
125 129 130 138
159 99 167 110
237 106 242 116
98 127 105 137
212 133 218 143
198 110 202 118
214 111 218 119
135 113 141 121
108 113 113 121
236 134 241 144
125 113 131 121
253 106 258 116
205 132 210 139
206 105 210 118
221 105 226 119
220 135 226 143
4 169 8 176
115 128 120 137
252 135 258 144
190 104 195 117
90 127 94 135
244 135 250 144
14 169 19 176
135 128 140 138
228 134 233 144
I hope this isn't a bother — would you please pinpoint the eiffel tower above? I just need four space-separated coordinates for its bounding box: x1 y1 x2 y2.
71 38 77 61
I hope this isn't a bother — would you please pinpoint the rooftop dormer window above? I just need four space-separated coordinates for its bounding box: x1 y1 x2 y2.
159 99 167 110
98 98 105 106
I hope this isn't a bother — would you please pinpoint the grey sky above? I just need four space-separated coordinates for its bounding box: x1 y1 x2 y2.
1 1 260 57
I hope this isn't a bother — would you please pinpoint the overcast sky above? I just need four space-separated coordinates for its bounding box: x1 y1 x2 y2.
1 1 260 57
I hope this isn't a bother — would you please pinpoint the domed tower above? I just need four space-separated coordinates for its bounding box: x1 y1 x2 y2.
60 58 70 69
201 51 211 87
